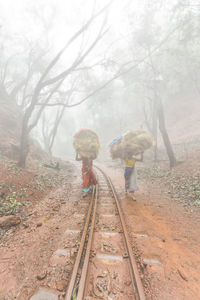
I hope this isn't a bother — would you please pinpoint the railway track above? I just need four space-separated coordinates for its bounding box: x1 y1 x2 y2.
65 166 146 300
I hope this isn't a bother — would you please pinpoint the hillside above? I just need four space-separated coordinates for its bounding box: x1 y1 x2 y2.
0 97 22 159
165 92 200 144
0 97 47 163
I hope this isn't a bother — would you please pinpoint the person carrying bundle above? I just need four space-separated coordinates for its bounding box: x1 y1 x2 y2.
109 130 153 200
73 129 99 196
124 152 143 200
76 153 97 196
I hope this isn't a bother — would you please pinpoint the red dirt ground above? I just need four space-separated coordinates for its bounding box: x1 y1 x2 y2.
0 155 200 299
102 155 200 300
0 158 82 299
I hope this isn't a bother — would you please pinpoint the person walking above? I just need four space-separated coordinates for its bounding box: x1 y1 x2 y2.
124 152 143 200
76 153 97 196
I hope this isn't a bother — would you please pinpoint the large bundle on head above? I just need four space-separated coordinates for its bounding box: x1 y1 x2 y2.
73 129 100 159
122 130 153 157
109 130 153 160
109 136 123 159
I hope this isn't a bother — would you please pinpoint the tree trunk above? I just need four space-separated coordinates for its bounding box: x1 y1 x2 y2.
18 124 29 168
157 98 177 168
152 97 158 161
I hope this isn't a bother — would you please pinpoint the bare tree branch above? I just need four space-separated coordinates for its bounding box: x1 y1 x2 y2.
34 0 114 91
18 1 114 167
28 78 65 132
40 20 191 109
41 27 108 88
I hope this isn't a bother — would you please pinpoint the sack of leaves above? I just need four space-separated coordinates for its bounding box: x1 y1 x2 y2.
122 130 153 157
109 130 153 159
73 129 100 159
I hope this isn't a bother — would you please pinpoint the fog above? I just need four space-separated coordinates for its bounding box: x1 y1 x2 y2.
1 0 200 165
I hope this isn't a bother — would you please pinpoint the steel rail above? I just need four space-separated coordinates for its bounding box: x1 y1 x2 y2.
76 183 98 299
65 166 146 300
65 187 95 300
95 166 146 300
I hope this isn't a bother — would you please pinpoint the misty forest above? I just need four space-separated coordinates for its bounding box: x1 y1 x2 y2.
0 0 200 299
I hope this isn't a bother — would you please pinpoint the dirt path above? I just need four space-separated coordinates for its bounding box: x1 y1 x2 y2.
102 163 200 300
0 162 83 299
1 159 200 299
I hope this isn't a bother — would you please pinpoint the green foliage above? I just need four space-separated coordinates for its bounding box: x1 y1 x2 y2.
0 191 23 216
73 292 77 300
139 165 200 206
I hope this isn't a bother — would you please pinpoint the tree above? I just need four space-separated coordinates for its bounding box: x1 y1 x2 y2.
125 5 178 167
16 4 111 167
41 107 65 156
157 97 177 168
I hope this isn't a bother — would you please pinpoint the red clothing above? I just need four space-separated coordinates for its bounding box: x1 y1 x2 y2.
82 158 97 189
